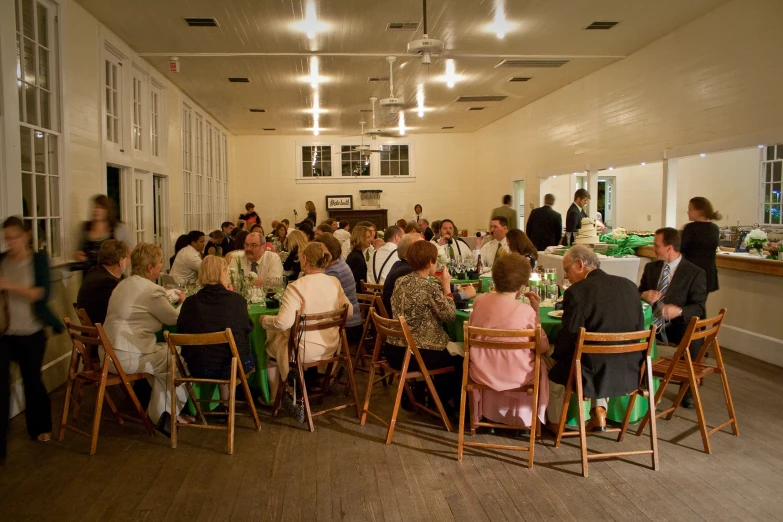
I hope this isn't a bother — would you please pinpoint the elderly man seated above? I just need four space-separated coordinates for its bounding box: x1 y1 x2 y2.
547 245 645 432
476 215 510 267
433 219 471 263
237 232 283 286
417 218 434 241
368 226 402 284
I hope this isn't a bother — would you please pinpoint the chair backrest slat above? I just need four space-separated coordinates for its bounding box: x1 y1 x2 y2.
373 295 389 319
361 282 384 295
575 326 657 356
464 325 541 354
165 329 242 362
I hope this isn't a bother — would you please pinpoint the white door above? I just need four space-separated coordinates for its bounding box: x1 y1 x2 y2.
513 180 525 229
132 170 154 244
153 174 169 263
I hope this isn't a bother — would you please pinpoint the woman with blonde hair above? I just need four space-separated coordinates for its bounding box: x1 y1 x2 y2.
103 243 192 429
346 225 372 287
261 242 353 397
305 200 317 224
177 256 254 404
283 229 309 279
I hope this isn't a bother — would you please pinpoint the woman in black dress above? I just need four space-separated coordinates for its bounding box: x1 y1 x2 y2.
305 200 317 224
346 225 372 288
681 197 722 294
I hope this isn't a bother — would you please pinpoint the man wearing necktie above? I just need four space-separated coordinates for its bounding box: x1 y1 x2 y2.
639 227 707 408
477 216 510 267
434 219 470 263
239 232 284 287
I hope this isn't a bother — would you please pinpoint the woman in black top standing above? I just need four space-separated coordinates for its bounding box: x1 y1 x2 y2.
346 225 372 288
305 200 317 224
681 197 722 294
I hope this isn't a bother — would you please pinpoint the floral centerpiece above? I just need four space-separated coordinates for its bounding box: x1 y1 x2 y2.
743 228 768 255
228 257 258 299
611 227 628 241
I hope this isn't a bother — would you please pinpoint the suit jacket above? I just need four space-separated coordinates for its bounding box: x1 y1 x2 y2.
423 227 434 242
490 205 518 230
525 205 563 251
221 235 235 255
550 269 645 398
638 257 707 346
76 266 120 326
563 203 587 245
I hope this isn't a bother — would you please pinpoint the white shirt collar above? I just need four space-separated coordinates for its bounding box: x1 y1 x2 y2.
667 254 682 272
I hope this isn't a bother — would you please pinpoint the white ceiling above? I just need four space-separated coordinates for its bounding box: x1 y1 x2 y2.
75 0 729 136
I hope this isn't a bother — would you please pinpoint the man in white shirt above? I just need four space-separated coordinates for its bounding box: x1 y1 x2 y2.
477 216 510 267
333 220 350 243
368 226 402 284
170 230 206 285
238 232 284 286
433 219 471 262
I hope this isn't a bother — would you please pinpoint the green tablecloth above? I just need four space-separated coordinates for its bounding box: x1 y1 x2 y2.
446 302 657 424
159 303 279 412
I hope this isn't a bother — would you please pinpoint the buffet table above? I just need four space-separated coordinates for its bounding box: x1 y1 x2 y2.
537 252 646 284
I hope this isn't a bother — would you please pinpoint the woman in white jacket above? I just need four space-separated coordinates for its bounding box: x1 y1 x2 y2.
103 243 191 425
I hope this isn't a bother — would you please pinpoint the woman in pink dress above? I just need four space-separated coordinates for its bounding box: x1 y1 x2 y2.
468 253 549 428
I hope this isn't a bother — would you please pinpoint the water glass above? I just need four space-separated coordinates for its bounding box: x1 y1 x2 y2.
546 284 558 302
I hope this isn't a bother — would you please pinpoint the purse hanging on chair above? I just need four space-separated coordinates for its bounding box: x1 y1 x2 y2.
281 315 307 424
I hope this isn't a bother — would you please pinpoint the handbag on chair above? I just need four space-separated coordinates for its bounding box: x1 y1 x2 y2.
281 316 307 424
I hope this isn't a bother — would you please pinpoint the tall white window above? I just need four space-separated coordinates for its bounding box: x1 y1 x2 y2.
150 90 159 156
222 132 229 222
104 53 121 144
182 104 193 229
131 75 143 151
194 113 204 230
205 121 214 228
762 144 783 225
16 0 63 260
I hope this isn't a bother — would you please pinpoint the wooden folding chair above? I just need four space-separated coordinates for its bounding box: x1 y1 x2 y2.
554 326 659 477
360 311 454 444
351 293 379 372
361 282 384 295
635 309 737 454
58 319 156 455
271 306 361 432
69 306 116 421
164 329 262 455
72 302 94 327
458 324 544 468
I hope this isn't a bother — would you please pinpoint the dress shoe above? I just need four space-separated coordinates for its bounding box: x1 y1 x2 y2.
586 407 607 432
681 389 695 409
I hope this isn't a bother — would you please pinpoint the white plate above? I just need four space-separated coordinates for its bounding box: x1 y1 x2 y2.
548 310 564 319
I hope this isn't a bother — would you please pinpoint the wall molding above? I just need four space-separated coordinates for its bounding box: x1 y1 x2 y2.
720 324 783 368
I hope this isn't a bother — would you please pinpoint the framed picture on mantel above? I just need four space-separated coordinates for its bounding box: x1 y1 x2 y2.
326 195 353 210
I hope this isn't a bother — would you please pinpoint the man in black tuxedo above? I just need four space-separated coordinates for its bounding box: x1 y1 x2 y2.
220 221 235 254
525 193 563 250
563 189 590 245
548 245 645 431
417 218 435 242
639 227 707 407
76 239 128 325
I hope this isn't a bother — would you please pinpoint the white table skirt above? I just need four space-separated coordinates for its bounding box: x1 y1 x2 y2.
537 252 647 285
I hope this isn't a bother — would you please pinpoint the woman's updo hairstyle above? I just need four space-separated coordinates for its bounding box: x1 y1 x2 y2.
492 253 532 293
300 242 332 270
689 197 722 221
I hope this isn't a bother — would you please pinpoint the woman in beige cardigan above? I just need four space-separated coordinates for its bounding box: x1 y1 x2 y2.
261 242 353 398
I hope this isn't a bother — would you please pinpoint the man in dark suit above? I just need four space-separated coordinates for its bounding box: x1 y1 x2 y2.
639 228 707 408
525 193 563 250
220 221 235 254
563 189 590 245
76 240 128 325
548 245 645 431
417 218 434 242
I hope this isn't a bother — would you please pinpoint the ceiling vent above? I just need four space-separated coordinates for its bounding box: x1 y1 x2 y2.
508 77 532 82
455 95 507 103
585 21 619 30
387 22 420 31
184 17 219 27
358 109 373 113
368 77 389 83
468 107 485 111
228 77 250 83
263 128 276 131
496 59 568 68
249 108 265 113
441 126 455 129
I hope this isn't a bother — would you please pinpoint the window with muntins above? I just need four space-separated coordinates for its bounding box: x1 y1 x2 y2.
182 104 193 229
340 146 371 176
762 144 783 225
302 145 332 177
16 0 63 261
380 145 410 176
132 76 142 151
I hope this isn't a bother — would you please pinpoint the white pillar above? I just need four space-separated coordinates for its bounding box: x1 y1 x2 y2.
587 170 599 219
662 158 678 227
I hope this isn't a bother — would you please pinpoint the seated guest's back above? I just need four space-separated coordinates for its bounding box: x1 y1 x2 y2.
261 242 353 396
382 233 421 314
468 254 549 427
77 239 128 325
177 256 254 380
315 233 363 342
346 225 371 288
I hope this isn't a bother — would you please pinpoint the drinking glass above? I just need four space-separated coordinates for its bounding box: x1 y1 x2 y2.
546 283 558 302
486 280 496 293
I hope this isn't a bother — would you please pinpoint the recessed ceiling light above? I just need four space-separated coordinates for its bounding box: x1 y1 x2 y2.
441 126 455 129
486 7 515 39
608 167 614 170
445 59 456 88
249 108 265 113
700 153 707 157
263 128 276 131
184 17 219 27
292 1 329 39
641 162 646 165
758 144 765 148
228 77 250 83
508 77 532 82
585 21 620 30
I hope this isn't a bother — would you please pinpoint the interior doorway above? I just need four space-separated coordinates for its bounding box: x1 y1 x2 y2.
513 180 525 229
106 165 122 218
598 176 616 228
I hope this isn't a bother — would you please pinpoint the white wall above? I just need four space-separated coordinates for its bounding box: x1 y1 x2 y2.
231 134 477 230
538 175 575 219
676 148 761 228
613 163 664 231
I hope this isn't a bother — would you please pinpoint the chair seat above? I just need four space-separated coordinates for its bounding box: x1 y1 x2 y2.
378 361 455 378
76 370 149 385
652 357 717 381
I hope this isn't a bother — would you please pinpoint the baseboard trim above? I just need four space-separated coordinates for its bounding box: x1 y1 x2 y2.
720 324 783 368
8 353 71 419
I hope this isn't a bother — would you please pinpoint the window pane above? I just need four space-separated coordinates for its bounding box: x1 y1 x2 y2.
400 161 409 175
768 147 776 161
39 90 50 129
38 47 48 90
49 219 61 258
35 219 47 252
400 146 409 160
47 134 57 175
16 35 22 79
389 162 400 176
778 145 783 160
765 183 772 203
18 79 24 122
25 83 37 125
390 146 400 161
37 3 48 47
22 0 34 39
20 126 32 171
773 162 782 183
772 206 781 225
23 38 36 84
381 161 389 175
34 130 45 172
36 174 47 216
49 176 59 216
22 173 34 217
302 161 312 177
767 163 773 183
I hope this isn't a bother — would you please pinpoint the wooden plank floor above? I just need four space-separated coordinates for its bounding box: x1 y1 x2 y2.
2 347 783 522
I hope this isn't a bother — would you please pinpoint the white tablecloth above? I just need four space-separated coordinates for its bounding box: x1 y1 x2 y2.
537 252 647 285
